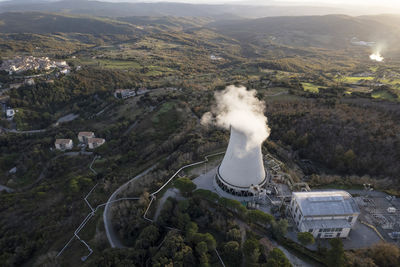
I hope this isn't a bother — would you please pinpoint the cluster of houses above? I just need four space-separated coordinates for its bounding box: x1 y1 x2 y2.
0 56 71 75
54 131 106 151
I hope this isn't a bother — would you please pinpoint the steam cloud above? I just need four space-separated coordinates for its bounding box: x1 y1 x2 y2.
370 52 384 62
201 85 270 150
370 44 385 62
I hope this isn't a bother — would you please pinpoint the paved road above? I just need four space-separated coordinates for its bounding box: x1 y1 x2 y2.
267 91 289 97
153 188 180 221
103 164 157 248
0 184 14 193
0 126 46 134
56 113 79 124
123 121 138 136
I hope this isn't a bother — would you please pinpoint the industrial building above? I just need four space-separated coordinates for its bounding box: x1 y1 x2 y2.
289 191 360 238
215 127 269 197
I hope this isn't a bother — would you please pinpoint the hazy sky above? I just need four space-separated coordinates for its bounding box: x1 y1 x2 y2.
1 0 399 8
99 0 400 8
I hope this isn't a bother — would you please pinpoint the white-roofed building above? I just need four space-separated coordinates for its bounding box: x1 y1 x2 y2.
289 190 360 239
6 109 15 118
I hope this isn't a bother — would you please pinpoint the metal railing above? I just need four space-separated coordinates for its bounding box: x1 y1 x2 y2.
57 151 226 264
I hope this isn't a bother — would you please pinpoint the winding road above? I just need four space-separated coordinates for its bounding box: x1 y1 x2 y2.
103 164 157 248
0 126 46 134
0 184 14 193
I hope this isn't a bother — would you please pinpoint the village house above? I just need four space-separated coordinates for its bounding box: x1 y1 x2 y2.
24 78 35 86
6 109 15 118
114 89 136 99
78 132 95 143
55 139 73 150
87 138 106 149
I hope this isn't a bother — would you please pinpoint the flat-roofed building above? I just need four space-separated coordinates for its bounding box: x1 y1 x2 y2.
87 138 105 149
78 132 95 143
289 190 360 238
114 89 136 99
55 139 73 150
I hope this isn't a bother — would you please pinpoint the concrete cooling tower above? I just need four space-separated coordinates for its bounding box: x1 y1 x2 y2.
215 127 268 196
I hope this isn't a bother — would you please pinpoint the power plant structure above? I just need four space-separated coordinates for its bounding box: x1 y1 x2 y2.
215 126 270 197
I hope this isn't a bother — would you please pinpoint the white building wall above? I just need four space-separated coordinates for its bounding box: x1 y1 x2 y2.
290 197 357 239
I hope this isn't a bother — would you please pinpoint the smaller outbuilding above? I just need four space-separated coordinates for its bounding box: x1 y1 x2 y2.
87 138 105 149
55 139 73 150
6 109 15 118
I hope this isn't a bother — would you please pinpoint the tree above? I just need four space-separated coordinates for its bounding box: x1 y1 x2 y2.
185 221 198 239
247 210 274 225
226 228 241 243
326 238 345 267
195 242 209 267
266 248 291 267
370 242 400 267
152 233 194 267
202 233 216 251
196 241 208 255
222 241 242 264
174 177 197 196
297 232 315 246
272 219 288 241
135 225 159 249
243 238 261 266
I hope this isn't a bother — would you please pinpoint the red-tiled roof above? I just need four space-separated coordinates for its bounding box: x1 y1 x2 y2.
55 139 72 144
78 131 94 136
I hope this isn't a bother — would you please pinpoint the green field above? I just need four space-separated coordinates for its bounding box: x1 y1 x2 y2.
372 90 397 101
382 79 400 89
342 76 374 83
69 58 141 69
302 82 325 93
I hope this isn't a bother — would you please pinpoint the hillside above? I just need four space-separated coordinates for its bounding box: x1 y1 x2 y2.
0 12 137 34
1 8 400 267
210 14 400 49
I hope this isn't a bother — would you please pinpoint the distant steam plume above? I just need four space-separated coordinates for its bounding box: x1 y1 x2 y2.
370 43 385 62
370 52 384 62
201 85 270 150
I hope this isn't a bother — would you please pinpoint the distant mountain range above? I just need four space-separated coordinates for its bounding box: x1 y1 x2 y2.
0 12 137 34
210 14 400 47
1 11 400 51
0 0 375 18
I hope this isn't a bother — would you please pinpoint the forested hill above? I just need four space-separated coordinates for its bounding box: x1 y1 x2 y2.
0 12 137 34
210 14 400 49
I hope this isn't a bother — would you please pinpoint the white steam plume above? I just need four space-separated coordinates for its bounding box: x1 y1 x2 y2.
370 52 384 62
370 43 385 62
201 85 270 150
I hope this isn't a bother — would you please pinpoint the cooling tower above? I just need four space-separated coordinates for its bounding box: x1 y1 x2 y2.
215 127 267 196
